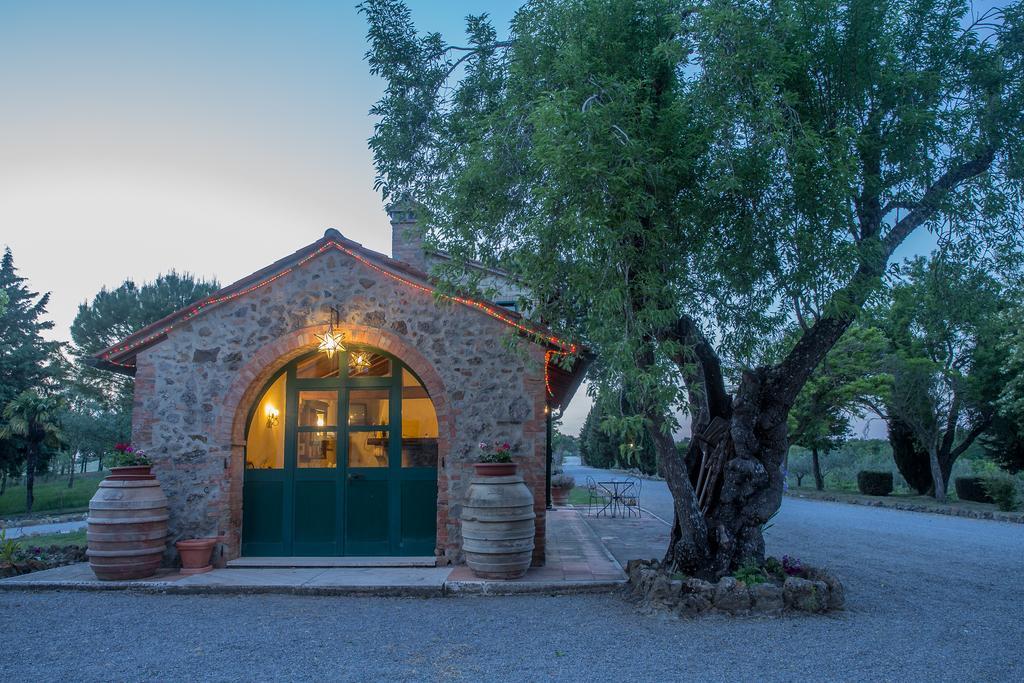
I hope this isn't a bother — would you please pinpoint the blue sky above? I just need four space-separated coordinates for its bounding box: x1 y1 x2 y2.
0 1 954 435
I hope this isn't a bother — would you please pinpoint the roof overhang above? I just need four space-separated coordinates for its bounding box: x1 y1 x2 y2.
91 230 591 407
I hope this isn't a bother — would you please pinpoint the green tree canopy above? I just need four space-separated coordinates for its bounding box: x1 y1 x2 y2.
871 254 1011 500
69 271 220 419
361 0 1024 576
0 248 60 487
787 325 889 489
1 389 65 512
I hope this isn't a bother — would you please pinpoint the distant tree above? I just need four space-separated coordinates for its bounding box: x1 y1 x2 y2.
70 271 220 415
0 248 61 491
551 429 579 457
787 326 889 490
986 304 1024 472
580 401 617 469
1 390 65 513
58 395 123 484
873 256 1008 501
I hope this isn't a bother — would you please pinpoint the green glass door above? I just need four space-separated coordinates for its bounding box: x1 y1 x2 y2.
242 348 439 557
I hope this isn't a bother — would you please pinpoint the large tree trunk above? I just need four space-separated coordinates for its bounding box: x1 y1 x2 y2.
888 417 933 494
812 446 824 490
0 470 6 496
67 453 76 489
653 367 788 579
25 447 37 514
927 444 946 504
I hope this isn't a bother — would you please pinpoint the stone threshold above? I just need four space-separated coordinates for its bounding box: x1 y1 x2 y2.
226 556 437 568
0 564 624 597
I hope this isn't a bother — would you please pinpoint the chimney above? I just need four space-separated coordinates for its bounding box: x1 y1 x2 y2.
387 201 429 273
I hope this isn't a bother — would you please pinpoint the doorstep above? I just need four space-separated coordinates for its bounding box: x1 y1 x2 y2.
226 556 437 569
0 509 627 597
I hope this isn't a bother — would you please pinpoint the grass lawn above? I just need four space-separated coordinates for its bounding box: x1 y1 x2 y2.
568 486 606 506
0 472 104 519
787 485 1023 519
16 528 87 548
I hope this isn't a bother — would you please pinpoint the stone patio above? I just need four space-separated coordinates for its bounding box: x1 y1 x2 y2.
0 509 625 596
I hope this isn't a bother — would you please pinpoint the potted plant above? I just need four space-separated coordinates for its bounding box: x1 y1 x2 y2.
106 442 153 480
475 441 515 476
176 537 219 575
463 440 535 579
550 472 576 506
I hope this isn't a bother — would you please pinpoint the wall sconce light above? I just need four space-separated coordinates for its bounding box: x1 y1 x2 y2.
316 305 346 359
265 404 280 429
316 412 325 428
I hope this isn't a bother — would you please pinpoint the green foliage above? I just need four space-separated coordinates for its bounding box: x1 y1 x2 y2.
0 248 61 485
580 400 617 469
580 394 659 474
857 471 894 496
981 476 1019 511
362 0 1024 567
69 271 220 415
955 476 994 503
733 559 767 586
871 254 1015 497
1 389 67 513
0 527 19 565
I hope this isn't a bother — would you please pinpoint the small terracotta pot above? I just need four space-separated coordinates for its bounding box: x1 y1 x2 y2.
176 538 218 575
107 465 154 481
551 485 572 506
474 462 517 477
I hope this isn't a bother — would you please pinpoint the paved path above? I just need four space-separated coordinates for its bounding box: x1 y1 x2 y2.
0 463 1021 681
1 518 87 540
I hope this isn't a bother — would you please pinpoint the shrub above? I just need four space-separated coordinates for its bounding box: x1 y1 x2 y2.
857 471 893 496
981 477 1019 512
955 476 994 503
551 472 575 488
733 559 766 586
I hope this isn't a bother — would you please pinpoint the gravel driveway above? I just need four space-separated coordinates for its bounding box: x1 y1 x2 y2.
2 463 1021 682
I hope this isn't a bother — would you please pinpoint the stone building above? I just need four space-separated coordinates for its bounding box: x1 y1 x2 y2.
92 209 587 566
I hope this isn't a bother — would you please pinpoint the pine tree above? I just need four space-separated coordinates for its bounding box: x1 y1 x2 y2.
0 247 60 491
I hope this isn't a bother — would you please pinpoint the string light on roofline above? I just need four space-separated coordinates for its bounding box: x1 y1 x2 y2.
99 239 579 392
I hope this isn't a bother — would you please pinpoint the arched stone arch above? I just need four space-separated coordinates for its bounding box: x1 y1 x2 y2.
212 323 452 563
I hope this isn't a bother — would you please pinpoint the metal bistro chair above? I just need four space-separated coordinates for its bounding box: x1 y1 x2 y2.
622 476 642 518
584 476 603 517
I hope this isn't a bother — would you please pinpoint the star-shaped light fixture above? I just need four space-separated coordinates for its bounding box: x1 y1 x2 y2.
316 306 346 359
349 351 372 374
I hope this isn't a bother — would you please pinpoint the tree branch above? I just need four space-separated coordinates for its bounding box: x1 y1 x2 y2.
658 315 733 424
883 146 997 257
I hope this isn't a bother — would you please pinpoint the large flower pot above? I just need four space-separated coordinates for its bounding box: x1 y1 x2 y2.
175 538 217 575
551 485 572 507
461 463 536 579
87 467 168 581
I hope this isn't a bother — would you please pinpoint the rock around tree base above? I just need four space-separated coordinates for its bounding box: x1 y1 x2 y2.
626 559 845 616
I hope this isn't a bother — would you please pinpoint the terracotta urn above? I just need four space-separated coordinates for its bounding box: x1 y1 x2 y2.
462 462 536 579
87 467 168 581
176 538 218 575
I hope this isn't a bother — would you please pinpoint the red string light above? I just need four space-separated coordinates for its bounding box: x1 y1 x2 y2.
100 239 578 390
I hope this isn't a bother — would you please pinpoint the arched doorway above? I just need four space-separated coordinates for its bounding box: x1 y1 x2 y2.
241 346 439 557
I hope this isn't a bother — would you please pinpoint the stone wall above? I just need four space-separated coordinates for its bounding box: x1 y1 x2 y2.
130 247 549 566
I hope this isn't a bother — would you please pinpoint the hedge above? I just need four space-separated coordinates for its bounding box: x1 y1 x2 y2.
955 477 994 504
857 471 893 496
